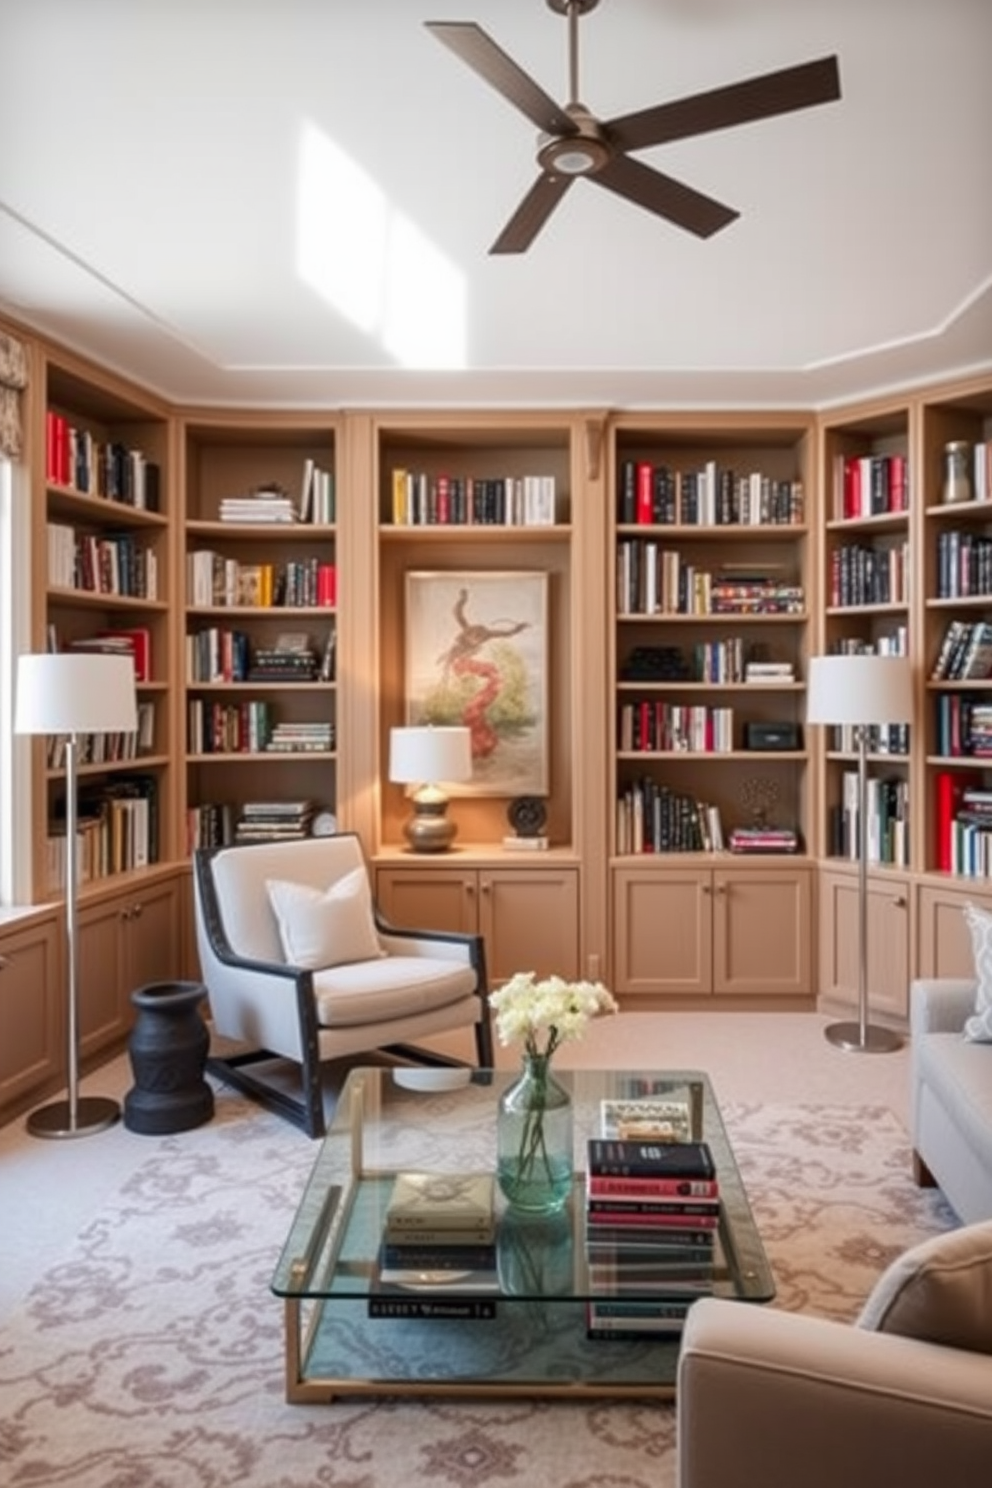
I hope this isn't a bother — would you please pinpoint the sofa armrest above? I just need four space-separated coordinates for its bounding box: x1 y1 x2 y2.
910 978 977 1037
677 1298 992 1488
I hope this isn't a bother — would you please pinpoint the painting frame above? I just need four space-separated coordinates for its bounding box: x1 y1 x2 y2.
404 571 549 797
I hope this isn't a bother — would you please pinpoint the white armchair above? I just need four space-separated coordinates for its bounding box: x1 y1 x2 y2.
193 834 492 1136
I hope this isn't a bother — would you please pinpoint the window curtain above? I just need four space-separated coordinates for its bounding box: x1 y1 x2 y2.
0 331 28 460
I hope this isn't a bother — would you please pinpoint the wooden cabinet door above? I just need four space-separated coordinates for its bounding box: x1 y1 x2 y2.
77 893 130 1058
916 883 988 980
126 877 183 995
714 867 813 997
0 915 62 1116
478 869 580 984
612 866 712 997
375 867 478 936
819 869 910 1018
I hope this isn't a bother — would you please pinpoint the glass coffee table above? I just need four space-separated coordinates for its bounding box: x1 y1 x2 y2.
271 1066 774 1401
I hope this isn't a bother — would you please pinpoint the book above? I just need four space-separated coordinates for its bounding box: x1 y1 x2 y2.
586 1196 720 1218
384 1172 495 1238
588 1139 716 1181
600 1097 693 1142
587 1173 719 1200
379 1240 498 1273
368 1292 497 1320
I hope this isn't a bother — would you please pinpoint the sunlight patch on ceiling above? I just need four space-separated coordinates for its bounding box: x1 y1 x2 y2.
297 122 466 370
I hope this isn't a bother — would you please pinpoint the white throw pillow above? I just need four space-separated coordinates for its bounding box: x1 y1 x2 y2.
962 901 992 1042
856 1221 992 1354
266 869 385 970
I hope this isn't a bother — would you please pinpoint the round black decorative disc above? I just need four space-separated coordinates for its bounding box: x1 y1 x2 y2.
507 796 547 838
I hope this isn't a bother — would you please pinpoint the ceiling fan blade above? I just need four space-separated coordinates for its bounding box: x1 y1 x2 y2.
490 173 574 254
608 55 841 153
594 154 738 239
425 21 575 136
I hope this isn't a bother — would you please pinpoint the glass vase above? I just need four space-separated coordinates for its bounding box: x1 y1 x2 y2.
496 1054 573 1214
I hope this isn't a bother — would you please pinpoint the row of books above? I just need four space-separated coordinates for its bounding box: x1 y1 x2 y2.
184 800 327 851
47 522 159 600
617 544 805 617
187 700 334 755
931 620 992 682
187 552 337 609
44 776 159 891
831 451 909 521
618 702 735 755
827 541 908 608
828 772 909 867
44 701 155 768
616 780 722 855
45 411 160 510
934 530 992 600
619 645 796 686
390 469 557 527
186 628 336 684
935 773 992 878
933 695 992 758
617 460 803 528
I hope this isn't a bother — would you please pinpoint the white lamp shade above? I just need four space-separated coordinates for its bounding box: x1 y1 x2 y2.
389 726 472 784
806 654 913 727
15 652 138 735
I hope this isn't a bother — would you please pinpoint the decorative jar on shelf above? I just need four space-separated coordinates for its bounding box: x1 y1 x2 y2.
496 1052 574 1214
942 440 974 505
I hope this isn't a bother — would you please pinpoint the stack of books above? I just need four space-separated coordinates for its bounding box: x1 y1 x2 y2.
584 1137 719 1339
370 1172 498 1319
219 487 297 523
233 800 316 842
265 721 334 753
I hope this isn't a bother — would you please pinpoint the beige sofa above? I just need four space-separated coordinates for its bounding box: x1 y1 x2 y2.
910 977 992 1224
677 1221 992 1487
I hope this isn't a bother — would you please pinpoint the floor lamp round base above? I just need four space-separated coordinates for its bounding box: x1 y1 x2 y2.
824 1021 903 1054
26 1095 121 1140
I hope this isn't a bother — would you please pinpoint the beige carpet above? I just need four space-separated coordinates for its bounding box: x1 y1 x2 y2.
0 1014 956 1488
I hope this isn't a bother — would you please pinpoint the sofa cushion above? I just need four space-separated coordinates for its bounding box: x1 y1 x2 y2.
266 869 386 970
857 1220 992 1353
962 902 992 1042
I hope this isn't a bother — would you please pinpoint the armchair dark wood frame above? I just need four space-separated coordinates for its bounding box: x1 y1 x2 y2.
193 845 493 1138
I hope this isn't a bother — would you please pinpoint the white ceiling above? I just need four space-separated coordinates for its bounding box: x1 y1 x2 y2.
1 0 990 412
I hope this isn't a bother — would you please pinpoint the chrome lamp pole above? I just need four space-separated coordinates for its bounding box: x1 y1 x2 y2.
15 651 138 1137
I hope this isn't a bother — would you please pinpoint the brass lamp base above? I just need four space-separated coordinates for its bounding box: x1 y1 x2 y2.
403 800 457 853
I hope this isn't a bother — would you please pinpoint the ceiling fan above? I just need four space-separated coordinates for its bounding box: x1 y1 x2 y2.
426 0 841 253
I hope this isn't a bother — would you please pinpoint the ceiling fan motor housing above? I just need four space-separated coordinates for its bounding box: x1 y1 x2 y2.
538 109 611 175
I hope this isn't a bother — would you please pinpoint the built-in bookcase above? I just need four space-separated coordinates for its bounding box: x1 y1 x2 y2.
36 354 174 899
180 414 340 851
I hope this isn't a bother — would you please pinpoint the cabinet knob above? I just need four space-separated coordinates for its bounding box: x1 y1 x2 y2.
893 896 907 909
121 907 132 922
480 880 491 895
715 884 727 896
0 954 9 970
702 883 712 895
132 902 144 920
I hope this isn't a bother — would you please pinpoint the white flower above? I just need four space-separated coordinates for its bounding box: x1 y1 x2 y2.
489 972 618 1061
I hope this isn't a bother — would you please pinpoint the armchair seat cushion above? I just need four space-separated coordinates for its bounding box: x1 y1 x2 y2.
314 956 478 1029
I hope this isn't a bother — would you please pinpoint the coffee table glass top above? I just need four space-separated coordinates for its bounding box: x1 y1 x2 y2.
271 1067 774 1308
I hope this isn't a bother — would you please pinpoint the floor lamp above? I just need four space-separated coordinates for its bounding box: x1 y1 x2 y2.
15 651 138 1137
806 653 913 1054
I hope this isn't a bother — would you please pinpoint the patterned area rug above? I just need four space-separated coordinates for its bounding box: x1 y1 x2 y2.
0 1091 956 1488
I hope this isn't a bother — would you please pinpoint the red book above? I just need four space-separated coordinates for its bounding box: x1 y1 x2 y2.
99 627 151 683
317 563 336 607
586 1208 719 1230
587 1174 719 1200
636 461 653 524
935 769 980 872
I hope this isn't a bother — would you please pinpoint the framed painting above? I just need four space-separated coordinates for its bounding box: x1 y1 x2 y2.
405 571 549 797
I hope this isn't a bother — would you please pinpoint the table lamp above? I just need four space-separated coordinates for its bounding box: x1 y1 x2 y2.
389 725 472 852
15 651 138 1137
806 652 913 1053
